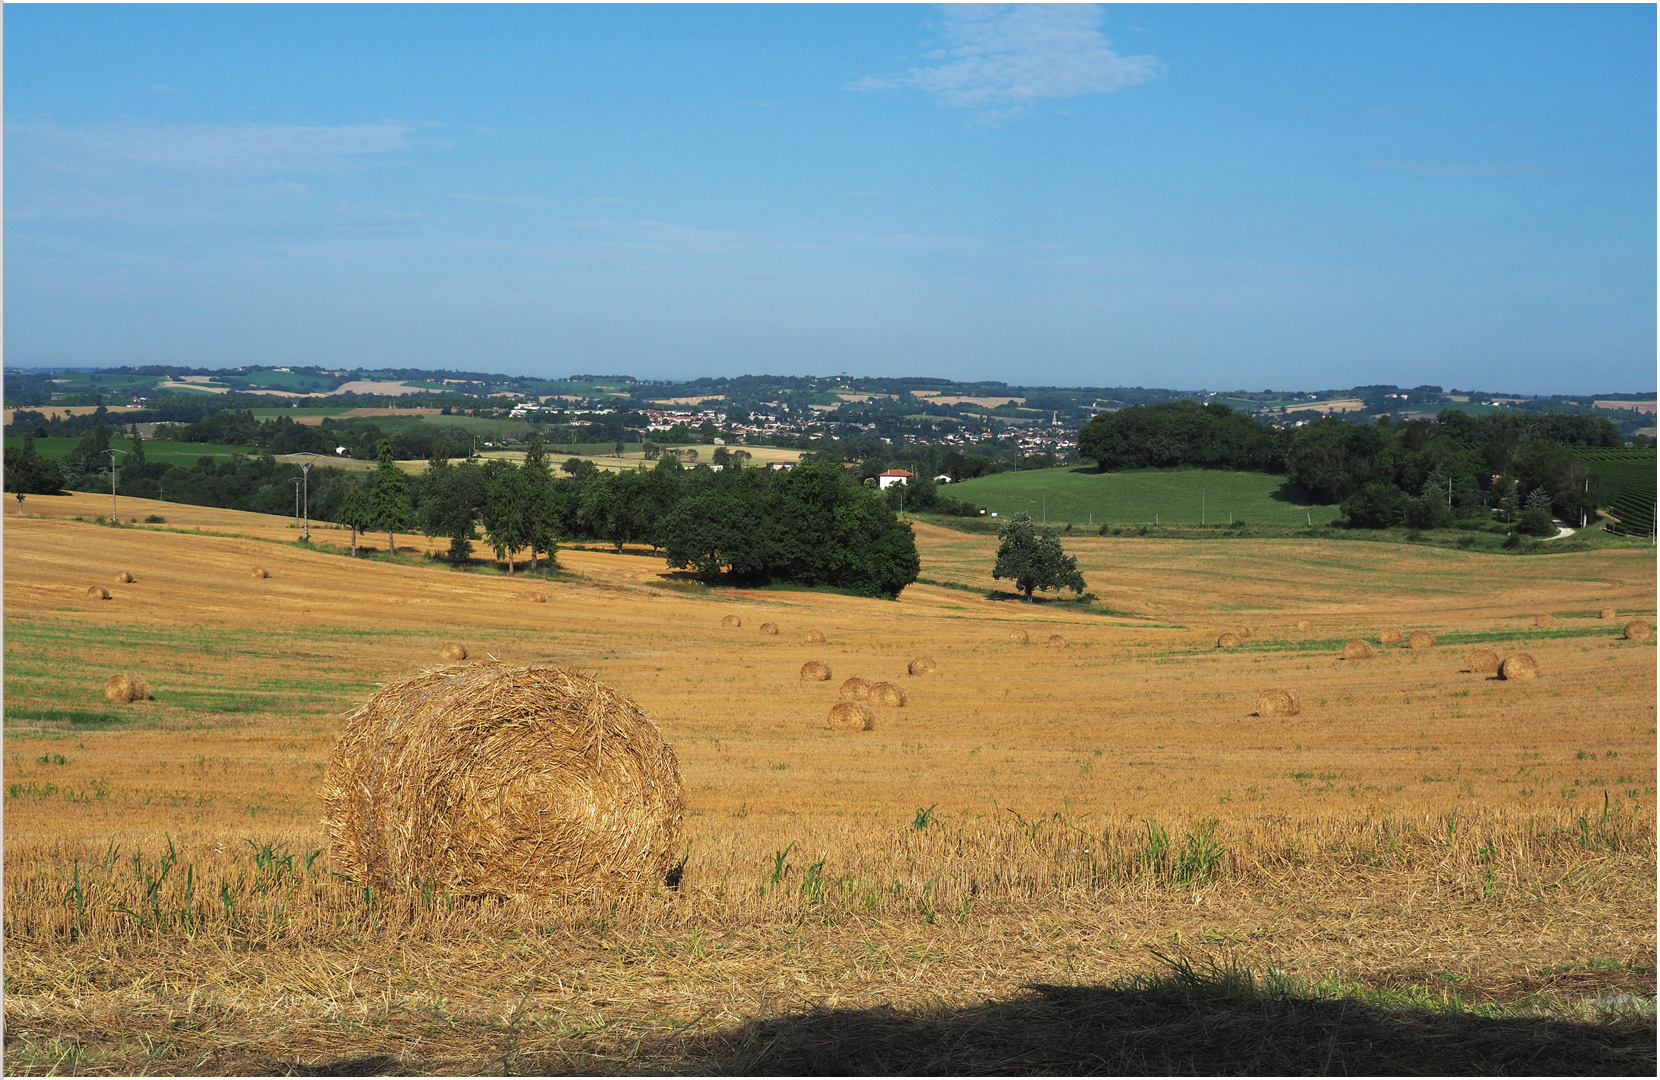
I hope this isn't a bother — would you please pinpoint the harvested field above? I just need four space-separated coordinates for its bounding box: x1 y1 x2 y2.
3 505 1655 1074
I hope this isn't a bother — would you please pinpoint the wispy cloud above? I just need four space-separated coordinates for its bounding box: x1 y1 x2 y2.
5 119 419 230
7 119 415 178
853 4 1156 124
1363 158 1549 178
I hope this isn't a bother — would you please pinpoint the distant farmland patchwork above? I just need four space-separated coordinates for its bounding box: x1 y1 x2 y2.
944 467 1342 528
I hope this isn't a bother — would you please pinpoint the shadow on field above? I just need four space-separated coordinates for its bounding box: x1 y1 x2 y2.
689 983 1655 1076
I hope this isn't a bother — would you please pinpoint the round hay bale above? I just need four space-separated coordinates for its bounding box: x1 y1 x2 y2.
1295 619 1313 631
1009 628 1030 644
1216 632 1241 649
1046 634 1070 648
86 585 110 600
869 681 908 708
1407 630 1436 650
1467 648 1502 675
827 701 875 732
319 663 684 900
1623 620 1652 642
838 676 872 702
1380 628 1404 645
1256 688 1301 717
114 571 134 583
1341 639 1374 660
1500 653 1540 680
804 629 826 644
720 614 741 629
104 673 150 703
1231 625 1253 640
1598 607 1617 620
759 622 780 636
800 660 832 682
1533 614 1553 627
439 642 469 662
531 593 547 604
251 567 269 579
907 656 938 676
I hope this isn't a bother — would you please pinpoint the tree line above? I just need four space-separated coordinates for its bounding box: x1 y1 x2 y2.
1077 401 1625 531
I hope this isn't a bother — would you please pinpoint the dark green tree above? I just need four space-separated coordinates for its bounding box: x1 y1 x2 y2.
336 481 371 556
481 460 532 572
992 512 1086 601
3 434 67 495
520 435 557 569
369 438 412 556
419 458 486 562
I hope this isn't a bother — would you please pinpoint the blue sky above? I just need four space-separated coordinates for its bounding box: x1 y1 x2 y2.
5 3 1654 392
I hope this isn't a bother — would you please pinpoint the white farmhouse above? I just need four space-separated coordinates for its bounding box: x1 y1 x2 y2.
877 468 913 490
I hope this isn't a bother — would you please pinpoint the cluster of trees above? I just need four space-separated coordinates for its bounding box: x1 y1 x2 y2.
1078 402 1625 530
3 436 67 495
366 438 922 598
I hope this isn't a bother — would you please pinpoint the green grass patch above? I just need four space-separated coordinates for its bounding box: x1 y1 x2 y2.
4 706 130 728
3 437 259 468
945 467 1341 529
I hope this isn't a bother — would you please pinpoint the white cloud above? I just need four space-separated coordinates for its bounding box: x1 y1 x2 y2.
854 4 1156 122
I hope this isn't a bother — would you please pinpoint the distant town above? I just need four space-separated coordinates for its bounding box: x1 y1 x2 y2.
5 366 1655 460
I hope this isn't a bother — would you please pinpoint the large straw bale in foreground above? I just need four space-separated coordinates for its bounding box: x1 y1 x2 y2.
320 664 684 901
1467 649 1501 676
1341 640 1374 660
869 681 908 707
1500 653 1539 680
1256 688 1301 717
1407 630 1436 650
908 656 938 675
104 673 150 703
827 701 875 731
800 660 832 682
1624 620 1652 642
1380 628 1404 644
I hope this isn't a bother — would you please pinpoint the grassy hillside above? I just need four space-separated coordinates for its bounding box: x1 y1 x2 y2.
944 467 1341 528
4 437 257 468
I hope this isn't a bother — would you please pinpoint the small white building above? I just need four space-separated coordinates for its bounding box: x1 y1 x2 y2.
877 468 914 490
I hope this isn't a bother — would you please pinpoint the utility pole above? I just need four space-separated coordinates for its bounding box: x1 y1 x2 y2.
1201 489 1205 527
102 449 126 523
299 454 317 542
293 478 302 522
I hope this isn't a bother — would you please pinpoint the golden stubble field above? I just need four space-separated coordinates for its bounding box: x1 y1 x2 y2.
3 492 1656 1073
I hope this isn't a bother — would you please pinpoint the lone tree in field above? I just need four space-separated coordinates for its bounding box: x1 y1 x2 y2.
370 438 413 557
993 512 1086 602
336 481 371 557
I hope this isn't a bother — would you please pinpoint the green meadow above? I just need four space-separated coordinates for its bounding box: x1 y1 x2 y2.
943 467 1341 528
